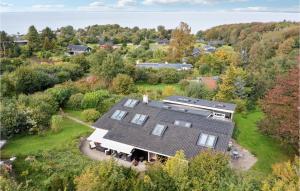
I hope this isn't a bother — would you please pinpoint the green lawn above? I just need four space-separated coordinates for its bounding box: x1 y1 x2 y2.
2 117 93 157
234 110 292 174
64 109 86 121
135 82 183 94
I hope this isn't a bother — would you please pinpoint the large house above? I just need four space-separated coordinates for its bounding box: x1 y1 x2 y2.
67 45 91 55
87 95 236 162
136 62 193 71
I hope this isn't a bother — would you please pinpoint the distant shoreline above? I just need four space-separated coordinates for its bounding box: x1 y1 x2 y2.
1 11 299 34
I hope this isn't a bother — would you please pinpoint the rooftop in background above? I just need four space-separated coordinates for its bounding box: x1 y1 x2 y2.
136 62 193 71
67 44 91 52
163 95 236 113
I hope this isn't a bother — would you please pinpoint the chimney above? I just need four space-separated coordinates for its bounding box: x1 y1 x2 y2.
143 95 149 104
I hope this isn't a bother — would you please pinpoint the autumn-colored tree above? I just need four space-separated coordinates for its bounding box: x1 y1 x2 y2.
168 22 195 62
111 74 136 95
163 150 189 190
259 67 299 150
215 64 247 101
261 157 299 191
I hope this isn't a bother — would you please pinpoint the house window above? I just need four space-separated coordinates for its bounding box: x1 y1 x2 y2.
111 110 127 120
131 114 148 125
213 112 226 119
197 133 217 148
174 120 192 128
152 124 167 136
124 99 139 108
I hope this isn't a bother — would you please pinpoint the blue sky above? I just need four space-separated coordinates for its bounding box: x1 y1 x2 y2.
1 0 299 12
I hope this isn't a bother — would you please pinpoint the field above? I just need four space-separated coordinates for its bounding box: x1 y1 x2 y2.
135 82 183 94
2 117 92 157
234 109 293 174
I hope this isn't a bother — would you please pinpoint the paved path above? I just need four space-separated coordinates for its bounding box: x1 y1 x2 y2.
80 139 146 172
229 140 257 171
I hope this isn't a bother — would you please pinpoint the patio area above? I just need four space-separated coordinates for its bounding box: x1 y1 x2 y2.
229 139 257 171
79 138 146 171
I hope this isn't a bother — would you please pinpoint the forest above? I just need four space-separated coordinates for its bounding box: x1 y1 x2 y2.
0 21 299 191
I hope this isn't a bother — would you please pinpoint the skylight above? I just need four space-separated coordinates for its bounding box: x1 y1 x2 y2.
197 133 217 148
124 99 139 108
152 124 167 136
131 114 148 125
111 110 127 120
174 120 192 128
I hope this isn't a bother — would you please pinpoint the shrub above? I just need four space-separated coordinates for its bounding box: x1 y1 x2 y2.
67 93 84 110
81 90 110 109
147 73 160 84
162 86 176 97
159 68 181 84
46 86 75 107
111 74 137 95
179 79 190 90
51 115 63 133
81 109 100 122
233 99 247 113
185 82 213 99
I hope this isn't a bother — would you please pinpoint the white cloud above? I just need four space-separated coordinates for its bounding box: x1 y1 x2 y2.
232 6 268 12
143 0 246 5
116 0 137 8
0 2 13 7
32 4 64 10
78 1 111 11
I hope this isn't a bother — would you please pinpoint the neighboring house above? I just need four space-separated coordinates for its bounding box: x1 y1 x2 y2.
67 45 91 55
208 40 225 47
136 62 193 71
190 76 219 90
192 48 201 57
14 40 28 46
203 45 216 53
87 95 236 162
156 38 169 45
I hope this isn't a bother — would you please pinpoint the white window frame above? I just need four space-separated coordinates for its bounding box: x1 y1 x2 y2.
197 133 217 148
111 110 127 120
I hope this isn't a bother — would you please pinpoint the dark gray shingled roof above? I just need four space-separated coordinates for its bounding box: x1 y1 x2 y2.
164 95 236 112
136 63 193 70
93 98 234 158
67 44 90 51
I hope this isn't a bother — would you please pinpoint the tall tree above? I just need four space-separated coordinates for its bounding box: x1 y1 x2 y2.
26 25 40 51
215 64 248 101
167 22 195 62
259 67 299 150
41 27 56 50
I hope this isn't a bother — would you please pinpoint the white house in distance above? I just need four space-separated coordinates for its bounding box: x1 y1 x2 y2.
67 45 91 55
87 95 236 164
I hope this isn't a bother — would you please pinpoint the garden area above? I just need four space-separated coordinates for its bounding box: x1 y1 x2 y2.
234 109 293 174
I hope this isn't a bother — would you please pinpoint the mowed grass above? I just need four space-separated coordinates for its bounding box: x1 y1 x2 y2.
135 82 183 94
2 117 93 157
64 109 85 121
234 109 292 174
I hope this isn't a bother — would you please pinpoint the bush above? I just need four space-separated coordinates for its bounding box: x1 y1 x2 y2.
179 79 190 90
81 109 101 122
233 99 247 113
147 73 160 84
111 74 137 95
162 86 176 97
67 93 84 110
46 85 75 107
81 90 110 109
185 82 213 99
159 68 181 84
51 115 63 133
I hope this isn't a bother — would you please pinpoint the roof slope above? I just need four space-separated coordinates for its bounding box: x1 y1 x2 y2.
67 45 90 51
93 98 234 158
